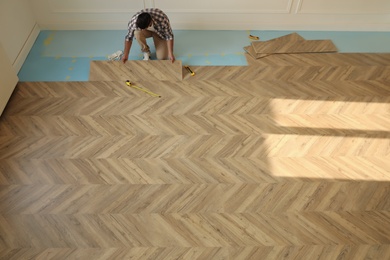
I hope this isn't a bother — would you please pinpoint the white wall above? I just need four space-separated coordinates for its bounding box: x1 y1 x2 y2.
0 0 38 116
0 0 39 72
0 43 18 116
30 0 390 31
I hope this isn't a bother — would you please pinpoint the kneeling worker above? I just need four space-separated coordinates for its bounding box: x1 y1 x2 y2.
121 8 175 63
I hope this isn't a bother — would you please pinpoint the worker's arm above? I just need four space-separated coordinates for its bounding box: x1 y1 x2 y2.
122 40 132 63
167 39 175 63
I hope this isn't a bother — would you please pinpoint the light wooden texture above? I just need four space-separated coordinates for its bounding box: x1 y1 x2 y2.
251 32 305 54
249 33 338 59
89 60 183 81
244 45 270 59
1 53 390 259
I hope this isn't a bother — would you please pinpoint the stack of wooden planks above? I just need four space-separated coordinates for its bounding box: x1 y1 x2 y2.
244 32 338 59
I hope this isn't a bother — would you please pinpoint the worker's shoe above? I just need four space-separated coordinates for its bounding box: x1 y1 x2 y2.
143 52 151 60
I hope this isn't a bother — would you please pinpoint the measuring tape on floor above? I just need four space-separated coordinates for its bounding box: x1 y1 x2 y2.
184 66 195 76
125 80 161 98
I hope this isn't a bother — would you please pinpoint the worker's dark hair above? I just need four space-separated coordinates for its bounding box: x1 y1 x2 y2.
136 13 152 29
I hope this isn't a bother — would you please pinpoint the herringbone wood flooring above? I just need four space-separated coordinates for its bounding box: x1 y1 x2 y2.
0 53 390 259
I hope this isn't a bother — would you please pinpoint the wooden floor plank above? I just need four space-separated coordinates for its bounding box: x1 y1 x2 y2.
251 33 305 54
1 52 390 259
89 60 183 81
251 33 337 55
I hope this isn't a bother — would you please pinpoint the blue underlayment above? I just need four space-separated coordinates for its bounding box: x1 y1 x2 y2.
18 30 390 82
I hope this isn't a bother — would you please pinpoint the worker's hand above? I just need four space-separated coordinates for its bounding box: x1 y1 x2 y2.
121 55 128 64
169 54 175 63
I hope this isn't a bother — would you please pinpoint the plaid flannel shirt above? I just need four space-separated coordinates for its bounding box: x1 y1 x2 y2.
125 8 174 41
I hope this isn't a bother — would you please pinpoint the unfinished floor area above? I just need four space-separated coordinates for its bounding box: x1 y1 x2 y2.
1 53 390 259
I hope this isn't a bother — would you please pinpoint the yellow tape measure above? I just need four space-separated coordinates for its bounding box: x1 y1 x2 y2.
249 35 260 40
184 66 195 76
125 80 161 98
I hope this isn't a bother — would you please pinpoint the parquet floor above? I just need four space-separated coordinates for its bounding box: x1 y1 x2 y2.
1 53 390 259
